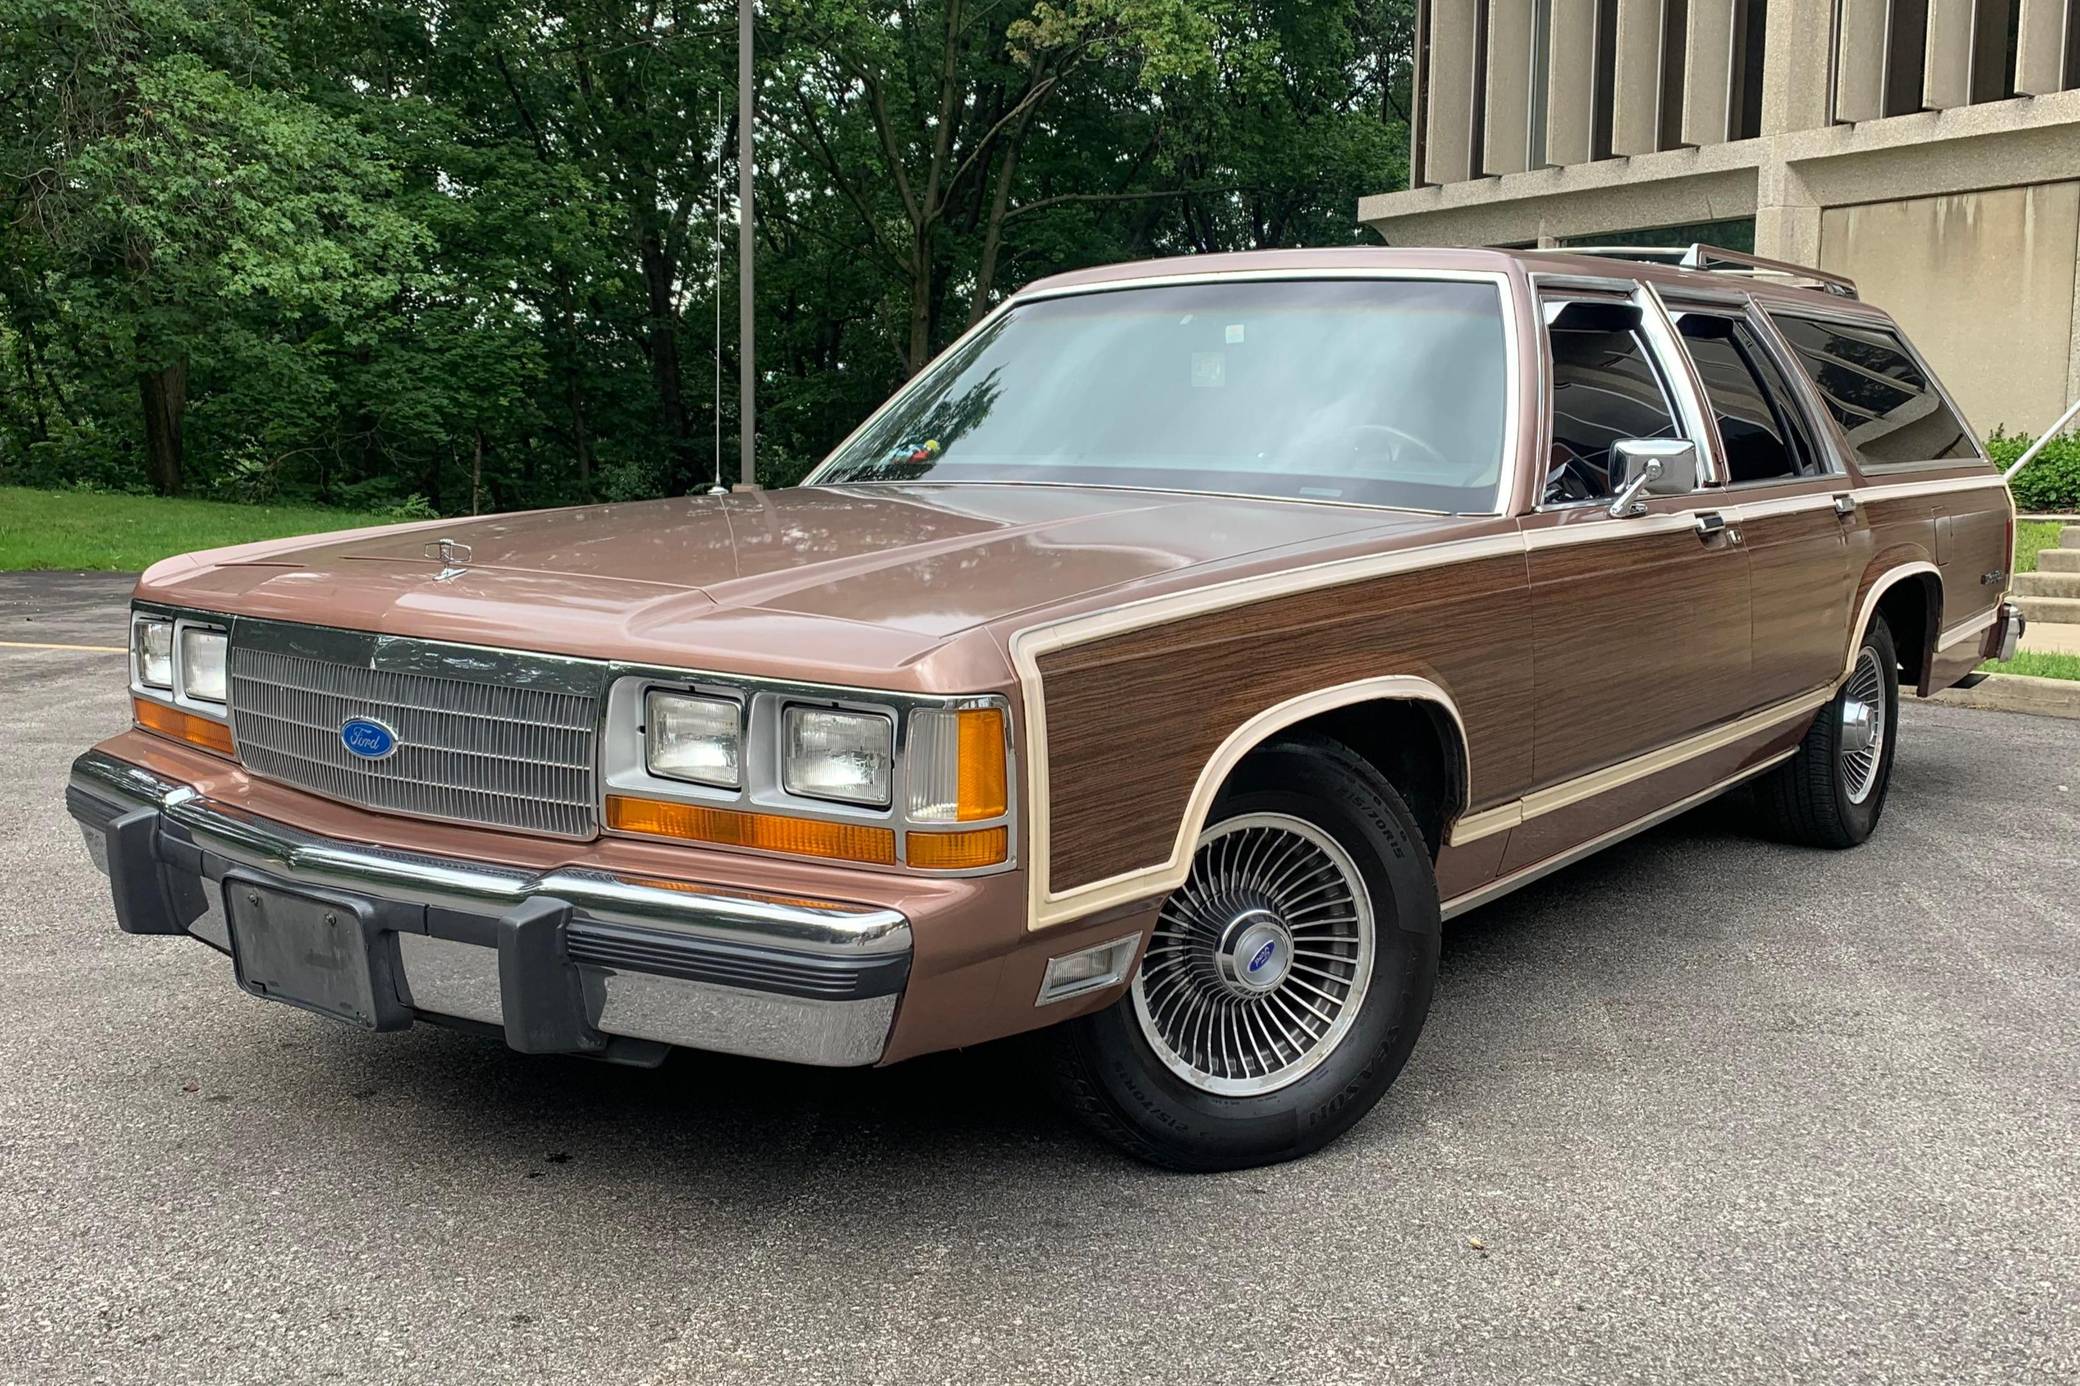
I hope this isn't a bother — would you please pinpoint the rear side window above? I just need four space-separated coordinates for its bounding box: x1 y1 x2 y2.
1671 311 1827 483
1768 315 1978 467
1542 299 1684 504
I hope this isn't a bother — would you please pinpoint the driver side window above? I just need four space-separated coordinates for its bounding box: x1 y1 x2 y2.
1542 298 1685 505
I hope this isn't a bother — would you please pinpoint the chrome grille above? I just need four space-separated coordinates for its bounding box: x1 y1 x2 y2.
228 634 602 839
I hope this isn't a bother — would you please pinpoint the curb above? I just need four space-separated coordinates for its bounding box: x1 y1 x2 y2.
1929 673 2080 720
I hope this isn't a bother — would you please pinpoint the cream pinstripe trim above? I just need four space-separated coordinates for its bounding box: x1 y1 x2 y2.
1012 676 1470 929
1440 748 1799 921
1008 528 1520 928
1725 491 1840 520
1445 685 1831 847
1938 606 2000 650
1845 561 1940 682
1014 474 2007 930
1852 473 2008 504
1448 801 1522 845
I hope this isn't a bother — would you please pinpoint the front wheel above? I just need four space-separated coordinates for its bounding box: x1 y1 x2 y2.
1048 740 1439 1171
1757 618 1900 848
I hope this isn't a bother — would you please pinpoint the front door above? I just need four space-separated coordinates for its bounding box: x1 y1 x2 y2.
1515 292 1754 858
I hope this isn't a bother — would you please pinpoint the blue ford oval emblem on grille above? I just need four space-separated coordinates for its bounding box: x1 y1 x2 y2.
340 717 399 761
1248 940 1277 973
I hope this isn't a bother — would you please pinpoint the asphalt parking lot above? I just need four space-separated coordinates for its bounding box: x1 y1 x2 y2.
3 571 2076 1385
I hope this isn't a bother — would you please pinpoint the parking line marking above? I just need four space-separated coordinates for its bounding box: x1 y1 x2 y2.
0 639 127 653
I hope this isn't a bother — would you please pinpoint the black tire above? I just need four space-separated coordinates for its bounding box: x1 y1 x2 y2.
1048 738 1440 1171
1756 618 1900 848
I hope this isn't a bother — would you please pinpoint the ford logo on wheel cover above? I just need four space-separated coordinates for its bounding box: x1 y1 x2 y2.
1248 940 1277 973
340 717 399 761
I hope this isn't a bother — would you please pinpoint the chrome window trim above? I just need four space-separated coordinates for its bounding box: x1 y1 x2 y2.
1527 279 1724 513
801 268 1526 520
1650 288 1849 485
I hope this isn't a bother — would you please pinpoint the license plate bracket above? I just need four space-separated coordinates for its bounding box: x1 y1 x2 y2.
224 875 413 1031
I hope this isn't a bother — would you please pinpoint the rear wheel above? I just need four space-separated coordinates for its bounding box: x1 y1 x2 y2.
1048 740 1439 1171
1757 618 1900 848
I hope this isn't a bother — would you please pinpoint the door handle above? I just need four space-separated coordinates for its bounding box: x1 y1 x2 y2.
1833 493 1858 520
1694 511 1741 547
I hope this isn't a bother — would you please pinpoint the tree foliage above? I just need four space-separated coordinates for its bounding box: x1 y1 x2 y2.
0 0 1413 510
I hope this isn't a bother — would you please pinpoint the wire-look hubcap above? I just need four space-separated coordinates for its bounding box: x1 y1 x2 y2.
1840 647 1887 805
1131 812 1375 1096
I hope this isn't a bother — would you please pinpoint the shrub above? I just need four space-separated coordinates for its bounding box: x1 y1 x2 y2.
1986 427 2080 513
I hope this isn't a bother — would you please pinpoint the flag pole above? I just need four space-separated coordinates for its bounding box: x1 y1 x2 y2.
736 0 757 489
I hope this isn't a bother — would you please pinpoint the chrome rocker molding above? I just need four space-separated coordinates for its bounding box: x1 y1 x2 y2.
66 749 911 1067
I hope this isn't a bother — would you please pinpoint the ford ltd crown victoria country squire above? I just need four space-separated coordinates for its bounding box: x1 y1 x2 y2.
67 246 2023 1170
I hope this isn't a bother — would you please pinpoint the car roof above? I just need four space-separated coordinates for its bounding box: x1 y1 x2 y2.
1014 245 1879 317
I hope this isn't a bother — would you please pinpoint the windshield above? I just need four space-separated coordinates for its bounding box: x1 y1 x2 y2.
814 278 1511 512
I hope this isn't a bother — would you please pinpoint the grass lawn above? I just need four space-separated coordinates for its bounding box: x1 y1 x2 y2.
1979 650 2080 681
0 486 397 572
2014 519 2063 575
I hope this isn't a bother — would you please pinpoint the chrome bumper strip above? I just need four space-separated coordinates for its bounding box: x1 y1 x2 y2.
68 749 911 1066
69 750 909 958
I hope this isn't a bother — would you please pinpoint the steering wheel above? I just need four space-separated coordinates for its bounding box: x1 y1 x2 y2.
1284 423 1454 477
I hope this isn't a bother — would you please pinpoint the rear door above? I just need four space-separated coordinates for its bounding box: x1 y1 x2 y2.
1518 284 1753 794
1658 291 1856 708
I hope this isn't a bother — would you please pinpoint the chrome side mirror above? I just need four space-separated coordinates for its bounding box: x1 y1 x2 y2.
1608 439 1700 518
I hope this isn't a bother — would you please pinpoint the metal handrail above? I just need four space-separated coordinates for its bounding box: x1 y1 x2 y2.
2003 396 2080 484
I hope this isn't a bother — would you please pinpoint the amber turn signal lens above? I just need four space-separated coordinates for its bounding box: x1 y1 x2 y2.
906 825 1009 871
605 794 897 865
133 697 235 756
954 708 1008 821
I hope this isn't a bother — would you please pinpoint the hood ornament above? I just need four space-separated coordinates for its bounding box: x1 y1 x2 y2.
423 537 472 581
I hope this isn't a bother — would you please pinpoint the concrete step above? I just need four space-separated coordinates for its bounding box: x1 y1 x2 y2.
2040 547 2080 573
2061 525 2080 549
2014 570 2080 598
2021 622 2080 655
2015 593 2080 625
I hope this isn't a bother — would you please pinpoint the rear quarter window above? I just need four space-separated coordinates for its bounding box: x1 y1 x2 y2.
1767 314 1980 469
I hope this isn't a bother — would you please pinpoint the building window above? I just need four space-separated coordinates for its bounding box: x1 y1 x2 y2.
1561 218 1758 253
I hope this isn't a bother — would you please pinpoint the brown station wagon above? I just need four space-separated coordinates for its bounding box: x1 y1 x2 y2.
68 245 2023 1170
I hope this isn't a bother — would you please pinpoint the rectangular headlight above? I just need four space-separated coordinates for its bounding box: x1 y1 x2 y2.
783 707 893 807
645 691 741 788
179 628 228 703
133 617 172 688
905 707 1007 822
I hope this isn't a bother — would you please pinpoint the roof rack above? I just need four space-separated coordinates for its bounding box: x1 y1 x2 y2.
1557 242 1859 299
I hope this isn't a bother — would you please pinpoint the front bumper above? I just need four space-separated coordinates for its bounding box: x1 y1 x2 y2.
66 749 913 1067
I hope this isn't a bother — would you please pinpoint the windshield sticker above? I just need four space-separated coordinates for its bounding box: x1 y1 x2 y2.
1191 352 1225 388
1225 324 1245 344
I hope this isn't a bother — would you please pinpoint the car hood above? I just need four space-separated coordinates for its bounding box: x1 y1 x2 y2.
137 484 1462 686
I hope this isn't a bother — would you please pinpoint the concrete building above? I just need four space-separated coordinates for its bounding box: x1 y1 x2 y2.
1361 1 2080 436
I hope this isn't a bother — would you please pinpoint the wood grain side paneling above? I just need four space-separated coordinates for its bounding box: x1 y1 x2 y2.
1525 519 1751 788
1495 709 1810 874
1036 553 1533 893
1745 505 1852 705
1939 498 2012 622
